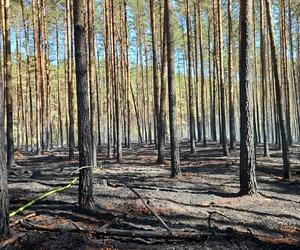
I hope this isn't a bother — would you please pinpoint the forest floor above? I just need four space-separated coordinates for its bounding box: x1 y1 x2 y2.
1 141 300 250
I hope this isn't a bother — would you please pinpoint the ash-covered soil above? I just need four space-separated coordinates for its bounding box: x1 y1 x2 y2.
2 142 300 249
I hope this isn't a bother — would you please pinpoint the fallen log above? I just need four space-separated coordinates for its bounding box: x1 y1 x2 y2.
96 228 228 240
11 213 36 226
19 219 230 241
19 219 89 233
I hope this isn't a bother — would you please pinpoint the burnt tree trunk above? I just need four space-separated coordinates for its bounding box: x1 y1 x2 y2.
165 0 181 178
239 0 258 195
3 0 14 168
265 0 291 179
0 8 9 234
73 0 94 208
186 0 196 155
217 0 229 156
67 0 75 159
228 0 236 150
260 0 270 157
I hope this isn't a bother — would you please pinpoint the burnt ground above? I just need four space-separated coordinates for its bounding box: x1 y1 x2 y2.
1 141 300 250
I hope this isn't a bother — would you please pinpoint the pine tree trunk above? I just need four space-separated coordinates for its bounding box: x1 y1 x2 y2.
73 0 94 208
124 0 131 149
0 7 9 233
56 23 64 149
157 3 167 164
193 2 201 143
21 0 32 152
88 0 98 165
104 0 111 157
198 2 207 147
228 0 236 150
217 0 229 156
32 0 41 154
67 0 75 159
186 0 196 155
3 0 14 168
110 0 122 163
211 1 217 142
260 0 270 157
280 0 292 145
239 0 258 196
165 0 181 178
288 0 300 141
150 0 160 152
265 0 291 179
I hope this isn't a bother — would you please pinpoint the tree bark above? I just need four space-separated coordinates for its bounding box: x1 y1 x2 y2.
165 0 181 178
265 0 291 179
73 0 94 208
228 0 236 150
32 0 41 154
3 0 14 167
198 1 207 147
87 0 98 165
239 0 258 195
186 0 196 155
0 3 9 233
157 2 167 164
217 0 229 156
260 0 270 157
67 0 75 159
150 0 161 160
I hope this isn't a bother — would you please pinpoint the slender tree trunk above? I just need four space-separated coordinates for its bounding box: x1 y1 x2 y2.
280 0 292 145
198 1 207 147
0 7 9 234
96 48 102 149
150 0 160 154
32 0 40 154
104 0 111 157
124 0 131 149
38 0 47 152
228 0 236 150
265 0 291 179
217 0 229 156
193 3 201 143
288 0 300 141
73 0 94 208
260 0 270 157
3 0 14 167
186 0 196 155
211 1 217 142
66 0 75 159
20 0 32 151
165 0 181 178
56 23 64 149
16 36 22 150
157 2 167 164
88 0 98 165
110 0 122 163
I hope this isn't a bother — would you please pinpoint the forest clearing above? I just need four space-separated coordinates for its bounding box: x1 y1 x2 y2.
0 0 300 249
